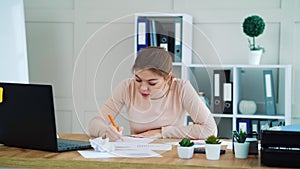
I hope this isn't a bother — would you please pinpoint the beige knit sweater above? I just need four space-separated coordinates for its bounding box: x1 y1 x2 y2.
88 78 217 139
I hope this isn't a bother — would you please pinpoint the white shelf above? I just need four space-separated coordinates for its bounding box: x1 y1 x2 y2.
236 114 285 120
186 64 291 68
212 114 233 118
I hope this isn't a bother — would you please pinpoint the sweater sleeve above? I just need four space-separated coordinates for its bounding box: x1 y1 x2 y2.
161 80 218 139
88 79 129 138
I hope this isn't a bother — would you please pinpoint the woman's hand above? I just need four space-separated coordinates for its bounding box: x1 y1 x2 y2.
131 129 162 138
105 126 123 141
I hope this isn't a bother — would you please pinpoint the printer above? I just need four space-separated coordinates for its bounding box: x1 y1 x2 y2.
261 124 300 168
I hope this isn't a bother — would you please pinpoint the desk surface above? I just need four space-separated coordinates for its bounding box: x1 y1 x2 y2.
0 134 288 169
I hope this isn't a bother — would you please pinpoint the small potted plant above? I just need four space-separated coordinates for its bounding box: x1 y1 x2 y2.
242 15 266 65
177 138 194 159
233 130 250 159
205 135 222 160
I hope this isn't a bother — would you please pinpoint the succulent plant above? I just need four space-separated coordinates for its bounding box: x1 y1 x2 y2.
179 138 194 147
233 130 248 143
205 135 221 144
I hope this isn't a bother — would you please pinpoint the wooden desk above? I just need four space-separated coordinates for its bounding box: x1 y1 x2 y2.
0 134 288 169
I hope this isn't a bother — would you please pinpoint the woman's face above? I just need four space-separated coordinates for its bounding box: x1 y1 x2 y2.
134 69 169 99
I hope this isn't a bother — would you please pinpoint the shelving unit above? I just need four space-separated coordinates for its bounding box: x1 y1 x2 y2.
134 13 292 139
186 64 292 138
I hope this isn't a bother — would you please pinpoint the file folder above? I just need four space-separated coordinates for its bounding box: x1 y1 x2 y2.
263 70 276 115
167 31 175 61
149 19 157 46
237 119 251 133
212 70 231 113
137 17 149 51
153 20 168 50
174 17 182 62
251 120 259 133
223 82 232 114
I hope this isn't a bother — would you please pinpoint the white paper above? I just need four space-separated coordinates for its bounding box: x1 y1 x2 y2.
78 149 162 158
138 22 146 45
119 136 155 144
79 136 168 158
112 142 172 151
89 137 114 152
214 74 220 96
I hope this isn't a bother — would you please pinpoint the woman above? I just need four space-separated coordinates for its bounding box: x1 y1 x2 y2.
88 46 217 141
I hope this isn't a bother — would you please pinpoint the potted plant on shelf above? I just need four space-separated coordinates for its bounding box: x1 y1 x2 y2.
205 135 222 160
242 15 266 65
177 138 194 159
233 130 250 159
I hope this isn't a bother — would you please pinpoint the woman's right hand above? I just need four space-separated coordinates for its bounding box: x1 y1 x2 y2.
105 126 123 141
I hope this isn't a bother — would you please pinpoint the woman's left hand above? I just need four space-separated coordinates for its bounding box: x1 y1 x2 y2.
131 129 162 138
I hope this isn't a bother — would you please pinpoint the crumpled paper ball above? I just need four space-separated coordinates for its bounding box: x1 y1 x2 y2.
89 137 115 152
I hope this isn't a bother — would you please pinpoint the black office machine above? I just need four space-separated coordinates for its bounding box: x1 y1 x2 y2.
261 124 300 168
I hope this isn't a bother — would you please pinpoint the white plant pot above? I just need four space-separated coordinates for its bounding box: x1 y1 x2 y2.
248 50 263 65
234 142 250 159
205 144 221 160
177 146 194 159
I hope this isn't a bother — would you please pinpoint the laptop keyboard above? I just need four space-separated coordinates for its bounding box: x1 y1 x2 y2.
57 139 91 151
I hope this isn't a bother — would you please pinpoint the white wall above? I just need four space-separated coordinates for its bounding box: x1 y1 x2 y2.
23 0 300 134
0 0 28 83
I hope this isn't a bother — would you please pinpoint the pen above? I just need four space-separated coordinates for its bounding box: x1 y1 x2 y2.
108 114 119 131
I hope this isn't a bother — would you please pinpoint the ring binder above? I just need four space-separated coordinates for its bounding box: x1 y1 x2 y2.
263 70 276 115
137 17 149 51
223 82 232 114
174 17 182 62
212 70 231 113
149 19 157 46
237 119 251 134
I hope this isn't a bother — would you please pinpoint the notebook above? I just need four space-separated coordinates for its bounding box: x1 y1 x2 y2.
0 82 91 152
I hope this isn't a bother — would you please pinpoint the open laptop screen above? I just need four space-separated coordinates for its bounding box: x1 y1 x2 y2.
0 82 63 151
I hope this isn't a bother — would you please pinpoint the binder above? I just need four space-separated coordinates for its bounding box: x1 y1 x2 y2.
251 120 259 133
137 17 149 51
237 119 251 133
167 31 175 61
259 120 271 139
154 20 168 50
270 119 285 127
223 82 233 114
212 70 231 113
149 19 157 46
174 17 182 62
263 70 276 115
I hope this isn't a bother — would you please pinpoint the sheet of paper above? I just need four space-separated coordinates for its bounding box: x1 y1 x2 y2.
78 150 116 158
112 142 172 151
118 136 155 144
79 136 170 158
78 149 162 158
111 136 171 151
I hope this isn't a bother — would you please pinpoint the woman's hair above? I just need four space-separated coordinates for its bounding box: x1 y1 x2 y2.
132 46 173 79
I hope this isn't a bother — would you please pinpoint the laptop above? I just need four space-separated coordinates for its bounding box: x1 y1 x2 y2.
0 82 91 152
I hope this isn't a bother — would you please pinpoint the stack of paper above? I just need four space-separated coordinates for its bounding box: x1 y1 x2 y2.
78 136 172 158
